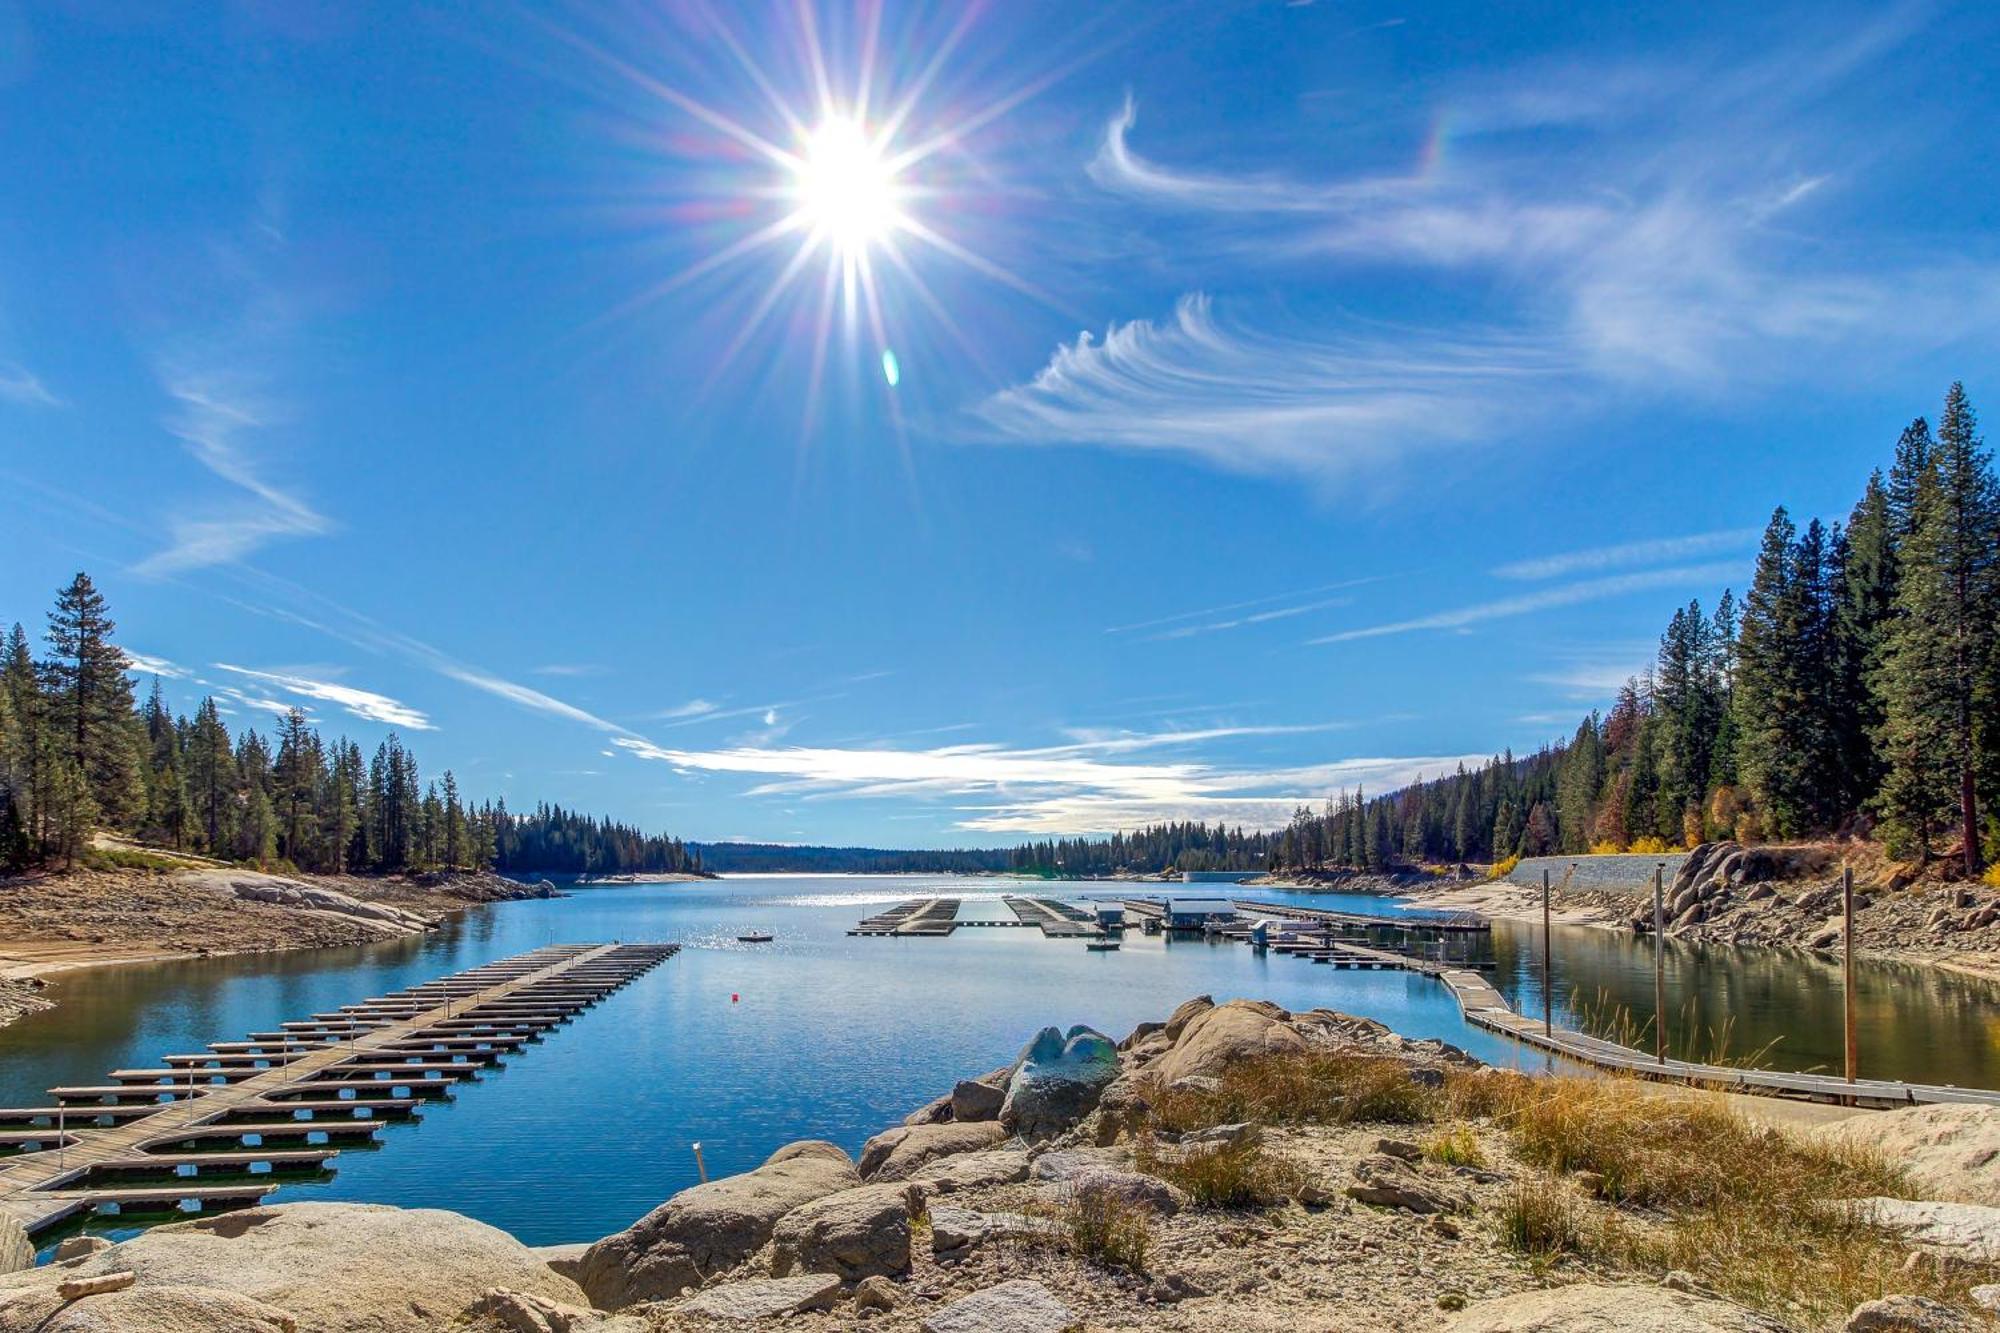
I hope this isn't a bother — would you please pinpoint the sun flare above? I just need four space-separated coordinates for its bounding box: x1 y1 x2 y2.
790 116 904 255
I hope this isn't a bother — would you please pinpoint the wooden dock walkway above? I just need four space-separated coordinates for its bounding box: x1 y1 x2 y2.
1230 897 1491 934
0 941 677 1238
1421 959 2000 1108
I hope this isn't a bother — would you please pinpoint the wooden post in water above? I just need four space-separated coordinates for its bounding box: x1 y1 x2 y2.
57 1103 65 1171
692 1141 709 1183
1653 864 1666 1066
1844 865 1858 1086
1541 869 1553 1037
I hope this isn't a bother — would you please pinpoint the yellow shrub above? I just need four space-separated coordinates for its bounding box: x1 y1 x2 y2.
1628 835 1672 855
1983 864 2000 889
1588 839 1626 855
1487 853 1521 881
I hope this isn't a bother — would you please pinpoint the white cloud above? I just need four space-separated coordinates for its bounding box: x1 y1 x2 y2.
983 30 2000 482
1492 529 1758 581
1313 562 1744 643
614 728 1485 835
531 663 606 678
973 293 1561 480
214 663 434 730
430 661 624 734
0 360 60 408
138 372 331 575
123 650 191 680
654 698 721 719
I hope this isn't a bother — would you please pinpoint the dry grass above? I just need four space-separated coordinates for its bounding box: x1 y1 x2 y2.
1022 1186 1154 1274
1137 1047 1993 1327
1135 1135 1304 1208
1147 1051 1437 1132
1422 1123 1486 1169
1497 1173 1581 1261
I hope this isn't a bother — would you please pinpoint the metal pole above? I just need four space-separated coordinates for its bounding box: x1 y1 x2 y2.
1542 868 1553 1036
57 1103 65 1171
1843 865 1858 1085
1653 864 1666 1066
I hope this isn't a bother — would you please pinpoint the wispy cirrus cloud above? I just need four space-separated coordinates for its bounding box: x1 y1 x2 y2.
613 726 1485 834
139 371 331 575
122 650 192 680
0 360 60 408
1107 578 1381 640
1313 562 1743 644
1492 529 1758 581
973 293 1562 480
214 663 434 731
134 198 332 576
982 20 2000 482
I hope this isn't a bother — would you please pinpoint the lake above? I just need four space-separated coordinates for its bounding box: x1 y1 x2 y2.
5 873 1998 1254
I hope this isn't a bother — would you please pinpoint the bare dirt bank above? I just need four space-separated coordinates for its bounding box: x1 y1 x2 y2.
0 862 556 1028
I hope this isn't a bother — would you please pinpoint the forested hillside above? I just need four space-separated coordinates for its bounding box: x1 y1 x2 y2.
0 574 703 878
1269 383 1999 878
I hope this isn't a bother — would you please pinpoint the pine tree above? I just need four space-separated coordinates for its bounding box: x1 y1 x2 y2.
187 698 235 854
1838 472 1898 815
43 572 143 828
1877 385 1998 872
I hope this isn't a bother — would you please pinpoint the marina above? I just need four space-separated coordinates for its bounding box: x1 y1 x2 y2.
0 942 677 1240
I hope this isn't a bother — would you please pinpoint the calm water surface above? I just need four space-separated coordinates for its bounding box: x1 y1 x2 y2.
5 874 1997 1253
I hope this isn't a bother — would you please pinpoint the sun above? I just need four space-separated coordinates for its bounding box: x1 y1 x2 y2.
789 116 905 257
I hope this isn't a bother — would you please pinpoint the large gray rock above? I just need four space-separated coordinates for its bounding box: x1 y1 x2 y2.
0 1282 299 1333
1852 1197 2000 1263
1151 1000 1305 1086
860 1121 1010 1181
1161 996 1214 1042
576 1141 859 1308
922 1280 1079 1333
1439 1284 1792 1331
674 1274 843 1320
951 1078 1007 1122
0 1217 27 1277
1816 1105 2000 1207
1845 1294 1979 1331
0 1203 581 1333
999 1026 1120 1139
929 1206 1056 1256
914 1148 1032 1193
1345 1152 1469 1215
1046 1167 1187 1215
769 1183 913 1284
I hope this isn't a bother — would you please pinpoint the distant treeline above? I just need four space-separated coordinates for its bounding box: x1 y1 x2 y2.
1267 382 2000 877
694 823 1272 877
0 573 703 878
692 842 1013 874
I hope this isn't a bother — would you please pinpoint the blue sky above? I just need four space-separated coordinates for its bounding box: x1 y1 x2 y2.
3 1 1996 846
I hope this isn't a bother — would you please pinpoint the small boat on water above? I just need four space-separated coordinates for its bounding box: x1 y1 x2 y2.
737 930 774 943
1085 940 1120 952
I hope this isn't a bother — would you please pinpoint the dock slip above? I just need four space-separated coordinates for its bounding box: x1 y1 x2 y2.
1002 895 1102 938
1427 960 2000 1109
0 941 677 1239
850 898 962 936
1229 897 1491 935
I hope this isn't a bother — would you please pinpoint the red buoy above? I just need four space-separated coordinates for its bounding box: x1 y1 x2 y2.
731 993 739 1003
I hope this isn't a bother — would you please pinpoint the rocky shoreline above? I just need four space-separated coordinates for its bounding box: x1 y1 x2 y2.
1405 842 2000 982
0 864 560 1029
7 995 1996 1331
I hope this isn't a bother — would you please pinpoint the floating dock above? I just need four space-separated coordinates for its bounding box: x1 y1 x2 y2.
849 898 962 936
1002 895 1102 938
0 942 677 1238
